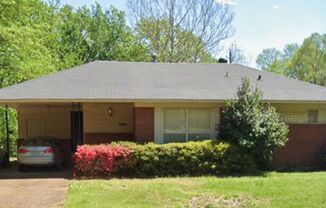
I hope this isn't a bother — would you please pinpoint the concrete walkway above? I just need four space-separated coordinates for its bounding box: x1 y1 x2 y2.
0 165 70 208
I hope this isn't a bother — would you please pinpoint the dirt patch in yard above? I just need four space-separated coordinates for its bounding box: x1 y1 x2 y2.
185 194 265 208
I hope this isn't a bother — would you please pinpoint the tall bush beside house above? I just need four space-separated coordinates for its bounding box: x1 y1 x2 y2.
219 78 289 169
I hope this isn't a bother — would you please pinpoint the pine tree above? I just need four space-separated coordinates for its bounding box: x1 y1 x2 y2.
219 78 289 169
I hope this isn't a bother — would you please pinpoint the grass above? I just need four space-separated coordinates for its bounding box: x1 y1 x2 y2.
65 172 326 208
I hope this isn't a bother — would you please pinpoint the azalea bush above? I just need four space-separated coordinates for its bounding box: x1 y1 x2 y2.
73 140 257 178
73 144 135 177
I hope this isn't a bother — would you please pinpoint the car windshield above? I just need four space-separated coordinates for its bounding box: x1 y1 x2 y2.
23 139 55 146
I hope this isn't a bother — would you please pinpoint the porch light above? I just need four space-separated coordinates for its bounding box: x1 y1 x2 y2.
107 107 113 116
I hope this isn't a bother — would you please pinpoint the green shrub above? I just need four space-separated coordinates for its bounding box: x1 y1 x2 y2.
113 140 256 177
219 78 289 170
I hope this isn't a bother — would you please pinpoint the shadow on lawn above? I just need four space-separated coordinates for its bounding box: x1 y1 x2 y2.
73 169 269 180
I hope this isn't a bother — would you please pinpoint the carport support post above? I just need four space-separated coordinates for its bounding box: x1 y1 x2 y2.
5 105 10 158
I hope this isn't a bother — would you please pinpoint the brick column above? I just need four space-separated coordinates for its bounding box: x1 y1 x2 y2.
134 107 154 143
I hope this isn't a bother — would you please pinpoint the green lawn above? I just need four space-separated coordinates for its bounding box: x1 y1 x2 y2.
65 172 326 208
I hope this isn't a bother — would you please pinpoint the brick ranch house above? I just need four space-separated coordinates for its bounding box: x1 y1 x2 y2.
0 61 325 168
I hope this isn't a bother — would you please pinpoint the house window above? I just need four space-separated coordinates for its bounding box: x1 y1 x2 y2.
163 108 210 143
188 109 210 141
308 110 318 123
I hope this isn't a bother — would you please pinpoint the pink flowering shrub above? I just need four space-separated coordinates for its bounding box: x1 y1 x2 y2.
73 144 135 177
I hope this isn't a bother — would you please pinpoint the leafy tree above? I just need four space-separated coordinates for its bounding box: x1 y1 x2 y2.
219 78 289 169
52 5 91 69
0 0 56 153
0 108 18 156
256 48 283 72
136 18 217 63
257 33 326 87
290 33 326 86
0 0 58 85
54 4 151 65
82 4 150 62
256 44 299 76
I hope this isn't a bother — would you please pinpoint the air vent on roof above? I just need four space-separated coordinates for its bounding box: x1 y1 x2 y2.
151 53 157 63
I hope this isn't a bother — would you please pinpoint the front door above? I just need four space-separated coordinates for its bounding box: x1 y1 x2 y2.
71 111 83 152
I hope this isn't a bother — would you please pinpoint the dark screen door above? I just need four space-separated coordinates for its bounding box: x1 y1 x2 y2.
71 111 83 152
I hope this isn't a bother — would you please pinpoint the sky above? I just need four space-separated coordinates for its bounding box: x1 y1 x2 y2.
60 0 326 67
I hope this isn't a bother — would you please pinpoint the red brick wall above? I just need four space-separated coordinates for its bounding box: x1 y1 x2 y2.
84 133 134 144
134 107 154 143
273 124 326 168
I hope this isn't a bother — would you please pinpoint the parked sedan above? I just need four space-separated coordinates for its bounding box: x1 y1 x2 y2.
18 138 64 170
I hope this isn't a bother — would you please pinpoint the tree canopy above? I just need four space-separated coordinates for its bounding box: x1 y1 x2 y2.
136 18 217 63
256 33 326 86
0 0 151 87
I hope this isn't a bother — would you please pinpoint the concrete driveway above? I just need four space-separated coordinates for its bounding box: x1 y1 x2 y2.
0 165 70 208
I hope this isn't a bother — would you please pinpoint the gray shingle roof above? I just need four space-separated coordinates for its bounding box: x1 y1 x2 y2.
0 61 325 103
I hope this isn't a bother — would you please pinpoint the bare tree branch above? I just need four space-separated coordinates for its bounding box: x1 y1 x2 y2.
127 0 234 62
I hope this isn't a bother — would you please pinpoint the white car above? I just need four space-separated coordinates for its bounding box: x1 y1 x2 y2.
17 138 64 170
